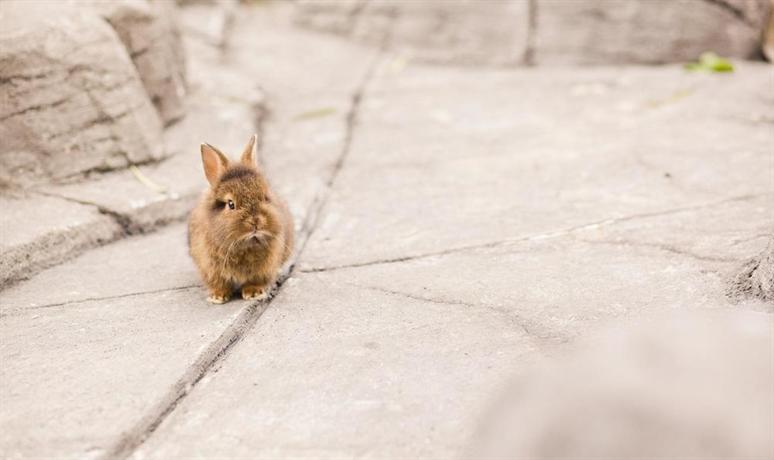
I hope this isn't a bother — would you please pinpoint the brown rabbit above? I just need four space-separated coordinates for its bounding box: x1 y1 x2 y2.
188 135 294 304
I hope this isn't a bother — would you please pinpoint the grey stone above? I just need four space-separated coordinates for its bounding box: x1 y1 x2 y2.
535 0 768 64
130 270 539 459
295 0 530 66
293 0 770 65
0 1 164 185
130 242 768 457
94 0 188 125
0 193 122 288
467 311 774 459
729 236 774 302
299 63 774 271
0 223 195 313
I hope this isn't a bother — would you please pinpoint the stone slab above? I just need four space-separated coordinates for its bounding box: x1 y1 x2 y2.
535 0 767 64
132 230 770 457
298 63 774 270
0 193 122 288
294 0 530 66
0 224 195 313
131 270 539 459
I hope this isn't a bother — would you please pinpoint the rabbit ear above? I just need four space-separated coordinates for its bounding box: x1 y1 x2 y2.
240 134 259 167
200 143 229 187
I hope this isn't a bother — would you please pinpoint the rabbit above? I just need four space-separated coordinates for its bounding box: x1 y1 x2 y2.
188 134 294 304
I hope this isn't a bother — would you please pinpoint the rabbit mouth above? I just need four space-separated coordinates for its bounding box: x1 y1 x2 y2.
244 230 273 245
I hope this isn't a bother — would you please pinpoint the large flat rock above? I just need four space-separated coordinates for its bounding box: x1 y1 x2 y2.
0 193 122 288
132 234 769 457
298 64 774 271
132 270 539 459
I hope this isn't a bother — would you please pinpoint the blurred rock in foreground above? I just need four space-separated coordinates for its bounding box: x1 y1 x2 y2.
468 311 774 459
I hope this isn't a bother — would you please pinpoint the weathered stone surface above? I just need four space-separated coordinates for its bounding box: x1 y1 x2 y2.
0 193 122 288
299 64 774 271
94 0 188 124
468 311 774 459
729 236 774 302
131 238 768 457
294 0 770 65
535 0 767 64
295 0 529 65
131 270 539 459
0 224 247 459
0 2 164 185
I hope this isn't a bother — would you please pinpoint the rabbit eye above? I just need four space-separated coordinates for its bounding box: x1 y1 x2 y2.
227 200 235 210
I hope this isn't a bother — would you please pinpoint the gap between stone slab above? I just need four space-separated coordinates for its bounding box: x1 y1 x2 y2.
0 285 199 319
100 47 388 460
341 280 551 344
573 238 741 264
301 192 771 273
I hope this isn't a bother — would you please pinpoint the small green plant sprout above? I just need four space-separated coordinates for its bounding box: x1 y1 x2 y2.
684 52 734 73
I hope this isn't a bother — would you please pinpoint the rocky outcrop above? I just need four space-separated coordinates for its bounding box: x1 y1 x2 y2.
0 0 188 186
0 2 165 186
293 0 771 65
294 0 530 65
94 0 187 125
729 237 774 302
534 0 768 64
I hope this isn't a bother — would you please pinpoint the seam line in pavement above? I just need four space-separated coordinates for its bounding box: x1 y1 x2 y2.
0 285 199 318
345 282 545 342
101 46 387 460
301 192 771 273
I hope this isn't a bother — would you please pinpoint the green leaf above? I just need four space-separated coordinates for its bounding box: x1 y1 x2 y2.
685 52 734 73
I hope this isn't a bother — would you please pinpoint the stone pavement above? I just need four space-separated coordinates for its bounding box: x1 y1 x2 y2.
1 2 773 459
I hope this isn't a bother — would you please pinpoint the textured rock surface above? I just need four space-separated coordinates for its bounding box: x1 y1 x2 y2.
0 193 123 288
295 0 530 65
0 2 164 185
468 311 774 459
293 0 771 65
534 0 768 64
94 0 188 125
729 237 774 302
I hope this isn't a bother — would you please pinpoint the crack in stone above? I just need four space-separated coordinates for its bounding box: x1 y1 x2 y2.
0 95 73 121
345 281 548 342
302 193 771 273
0 285 199 319
34 190 137 235
574 238 740 263
523 0 538 66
